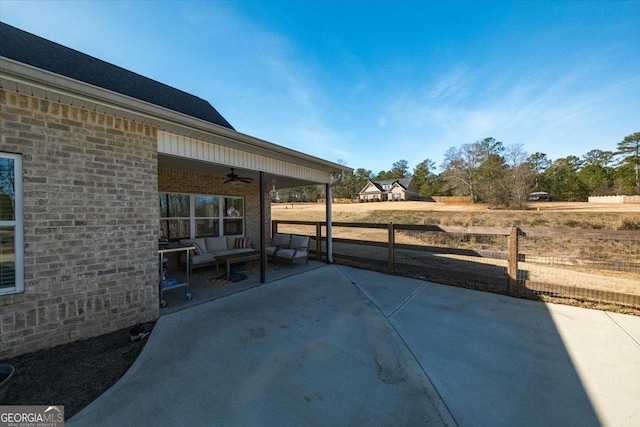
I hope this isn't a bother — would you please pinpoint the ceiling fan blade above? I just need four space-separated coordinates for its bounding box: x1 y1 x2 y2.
223 167 253 184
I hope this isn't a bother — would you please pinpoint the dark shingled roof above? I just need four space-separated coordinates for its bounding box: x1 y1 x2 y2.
0 22 234 130
371 177 413 190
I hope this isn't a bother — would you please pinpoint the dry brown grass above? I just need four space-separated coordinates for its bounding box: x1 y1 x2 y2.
272 201 640 229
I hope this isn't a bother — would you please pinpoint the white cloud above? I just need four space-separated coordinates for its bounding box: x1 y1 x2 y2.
379 51 639 167
424 65 474 102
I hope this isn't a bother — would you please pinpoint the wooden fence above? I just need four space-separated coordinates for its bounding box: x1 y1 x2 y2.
272 220 640 310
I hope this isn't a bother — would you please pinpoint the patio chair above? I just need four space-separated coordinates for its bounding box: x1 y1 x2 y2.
274 235 310 267
265 233 290 262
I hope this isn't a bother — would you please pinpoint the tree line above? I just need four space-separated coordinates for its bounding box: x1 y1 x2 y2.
276 132 640 207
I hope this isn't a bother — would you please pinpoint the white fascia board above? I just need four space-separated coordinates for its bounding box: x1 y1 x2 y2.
359 182 382 194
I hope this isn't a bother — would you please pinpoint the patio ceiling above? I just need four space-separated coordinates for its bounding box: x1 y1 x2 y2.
158 154 324 189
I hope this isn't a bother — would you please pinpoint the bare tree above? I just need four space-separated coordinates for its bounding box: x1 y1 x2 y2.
505 143 528 168
442 145 484 202
506 164 535 209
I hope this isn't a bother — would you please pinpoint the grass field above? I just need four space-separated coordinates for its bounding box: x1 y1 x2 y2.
272 201 640 229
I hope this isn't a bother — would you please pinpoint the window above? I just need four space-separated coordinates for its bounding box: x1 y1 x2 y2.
0 153 23 294
159 193 190 240
159 193 244 240
194 195 219 237
223 197 244 235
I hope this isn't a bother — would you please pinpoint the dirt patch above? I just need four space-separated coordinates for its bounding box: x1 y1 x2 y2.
1 322 154 420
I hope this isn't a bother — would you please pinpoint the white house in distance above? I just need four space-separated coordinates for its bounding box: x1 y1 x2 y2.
359 177 419 201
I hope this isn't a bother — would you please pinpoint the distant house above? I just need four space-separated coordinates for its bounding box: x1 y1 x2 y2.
359 177 419 201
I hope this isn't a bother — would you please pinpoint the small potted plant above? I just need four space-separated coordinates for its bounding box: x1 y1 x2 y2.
0 364 16 403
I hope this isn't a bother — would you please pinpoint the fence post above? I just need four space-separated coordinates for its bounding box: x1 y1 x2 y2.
316 222 322 261
508 226 519 296
388 222 395 274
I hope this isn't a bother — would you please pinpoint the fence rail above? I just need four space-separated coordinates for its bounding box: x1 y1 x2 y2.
272 220 640 311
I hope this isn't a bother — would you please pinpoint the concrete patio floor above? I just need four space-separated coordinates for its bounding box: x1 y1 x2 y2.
70 265 640 426
158 260 326 315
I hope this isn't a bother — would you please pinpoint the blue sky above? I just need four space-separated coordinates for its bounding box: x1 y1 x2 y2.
2 0 639 174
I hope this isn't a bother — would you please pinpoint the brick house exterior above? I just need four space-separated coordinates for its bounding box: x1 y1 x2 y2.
0 90 160 357
0 23 347 358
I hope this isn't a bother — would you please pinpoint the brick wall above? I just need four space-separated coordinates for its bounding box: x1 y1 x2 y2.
158 168 271 245
0 89 159 358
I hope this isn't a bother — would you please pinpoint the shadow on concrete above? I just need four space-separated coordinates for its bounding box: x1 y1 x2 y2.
339 266 615 426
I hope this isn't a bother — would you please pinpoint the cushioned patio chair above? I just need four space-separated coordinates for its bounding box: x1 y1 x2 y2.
275 235 310 267
265 233 290 262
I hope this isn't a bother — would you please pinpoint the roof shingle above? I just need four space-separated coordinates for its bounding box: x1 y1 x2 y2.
0 22 234 130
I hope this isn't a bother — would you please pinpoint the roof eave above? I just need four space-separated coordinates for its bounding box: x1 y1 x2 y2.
0 57 352 176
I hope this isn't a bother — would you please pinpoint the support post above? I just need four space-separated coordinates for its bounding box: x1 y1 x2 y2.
326 184 333 263
316 222 322 261
259 172 266 284
388 222 395 274
508 226 519 296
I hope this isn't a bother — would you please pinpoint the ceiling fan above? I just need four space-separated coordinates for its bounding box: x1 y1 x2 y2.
224 168 253 184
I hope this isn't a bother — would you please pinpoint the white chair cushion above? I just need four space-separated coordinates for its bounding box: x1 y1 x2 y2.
275 248 307 259
205 236 227 252
265 246 278 256
211 249 235 257
191 253 216 265
232 248 255 254
289 235 309 249
272 233 290 247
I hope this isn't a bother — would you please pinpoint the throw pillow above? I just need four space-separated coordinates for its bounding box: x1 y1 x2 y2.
235 237 251 249
192 242 203 255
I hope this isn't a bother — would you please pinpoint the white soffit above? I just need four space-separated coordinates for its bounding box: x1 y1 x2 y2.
158 131 332 184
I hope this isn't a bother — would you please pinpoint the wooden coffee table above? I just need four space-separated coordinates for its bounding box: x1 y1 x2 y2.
215 252 261 279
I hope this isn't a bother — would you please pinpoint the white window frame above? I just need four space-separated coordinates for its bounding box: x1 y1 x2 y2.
159 192 245 240
0 152 24 295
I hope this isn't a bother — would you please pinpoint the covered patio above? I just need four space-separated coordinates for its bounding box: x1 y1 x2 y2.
156 127 352 289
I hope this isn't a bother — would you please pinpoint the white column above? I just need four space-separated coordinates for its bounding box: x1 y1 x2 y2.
326 183 333 263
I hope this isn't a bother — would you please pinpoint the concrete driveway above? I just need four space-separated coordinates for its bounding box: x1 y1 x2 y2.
69 265 640 426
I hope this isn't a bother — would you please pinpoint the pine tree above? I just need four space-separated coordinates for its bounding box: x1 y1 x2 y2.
617 132 640 190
